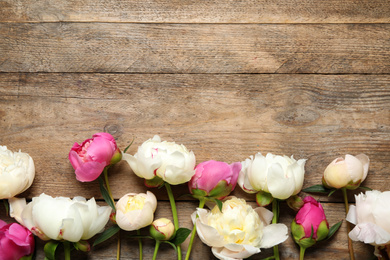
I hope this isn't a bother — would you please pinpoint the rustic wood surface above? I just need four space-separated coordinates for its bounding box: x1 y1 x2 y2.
0 1 389 259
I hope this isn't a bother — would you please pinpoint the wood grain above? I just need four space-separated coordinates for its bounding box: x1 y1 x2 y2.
1 23 389 73
1 73 389 201
1 0 390 23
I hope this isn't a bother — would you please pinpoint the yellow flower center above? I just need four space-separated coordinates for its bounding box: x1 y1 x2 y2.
125 195 146 212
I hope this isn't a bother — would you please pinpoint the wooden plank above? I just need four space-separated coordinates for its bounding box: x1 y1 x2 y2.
0 201 375 259
1 73 389 200
0 23 389 73
1 0 390 23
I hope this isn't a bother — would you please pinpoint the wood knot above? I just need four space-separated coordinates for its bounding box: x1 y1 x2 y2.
275 108 320 126
104 124 122 138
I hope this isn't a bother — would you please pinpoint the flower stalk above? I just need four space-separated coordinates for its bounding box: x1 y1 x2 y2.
299 246 306 260
185 198 206 260
272 199 280 260
64 241 71 260
152 240 161 260
137 230 143 260
342 188 355 260
165 183 182 260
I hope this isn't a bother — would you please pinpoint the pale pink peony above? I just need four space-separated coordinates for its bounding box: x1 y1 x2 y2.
188 160 241 200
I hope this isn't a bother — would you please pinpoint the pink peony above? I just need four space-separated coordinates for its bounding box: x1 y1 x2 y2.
188 160 241 200
291 196 329 249
69 132 121 182
0 220 35 260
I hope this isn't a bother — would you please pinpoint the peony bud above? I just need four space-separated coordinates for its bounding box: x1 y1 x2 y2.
115 191 157 231
188 160 241 200
322 154 369 190
291 196 329 249
0 220 35 260
149 218 175 241
69 132 122 182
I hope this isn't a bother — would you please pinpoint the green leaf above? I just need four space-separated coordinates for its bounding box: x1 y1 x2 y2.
98 177 116 211
360 186 373 191
213 199 223 212
163 241 177 252
171 228 192 246
123 137 135 153
302 184 330 194
327 220 343 240
44 241 60 260
328 189 337 197
93 225 120 247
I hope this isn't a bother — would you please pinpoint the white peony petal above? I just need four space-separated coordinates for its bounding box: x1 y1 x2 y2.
259 224 288 248
345 154 365 183
266 163 295 200
355 154 370 182
248 153 268 191
254 207 273 225
195 218 226 248
8 197 27 225
346 205 357 225
349 222 390 246
212 244 260 260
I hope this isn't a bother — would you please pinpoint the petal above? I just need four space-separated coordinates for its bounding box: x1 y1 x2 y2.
259 223 288 248
195 217 225 248
248 153 268 191
9 197 27 225
254 207 273 225
346 205 357 225
355 154 370 181
212 244 260 260
345 154 365 183
75 161 106 182
349 222 390 246
266 163 295 200
237 159 256 193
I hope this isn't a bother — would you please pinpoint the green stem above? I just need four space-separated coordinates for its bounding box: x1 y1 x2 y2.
137 229 143 260
185 198 206 260
103 167 114 202
272 199 280 260
152 240 161 260
165 183 182 260
64 241 71 260
342 188 355 260
300 246 306 260
117 230 121 260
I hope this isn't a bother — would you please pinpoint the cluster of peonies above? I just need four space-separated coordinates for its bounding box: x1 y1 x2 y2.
1 132 388 260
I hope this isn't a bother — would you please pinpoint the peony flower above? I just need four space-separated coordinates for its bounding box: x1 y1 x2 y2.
291 196 329 249
238 153 306 200
346 190 390 256
9 193 111 242
115 191 157 231
149 218 175 241
323 154 369 189
188 160 241 200
69 132 122 182
0 220 35 260
193 197 288 260
0 146 35 199
123 135 196 185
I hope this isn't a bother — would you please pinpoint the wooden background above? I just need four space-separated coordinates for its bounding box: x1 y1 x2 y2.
1 1 389 259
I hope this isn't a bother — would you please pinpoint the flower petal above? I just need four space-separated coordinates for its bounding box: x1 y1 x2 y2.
259 223 288 248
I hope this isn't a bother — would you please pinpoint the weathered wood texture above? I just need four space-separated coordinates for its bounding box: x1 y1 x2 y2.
1 0 390 23
1 73 389 202
1 23 389 73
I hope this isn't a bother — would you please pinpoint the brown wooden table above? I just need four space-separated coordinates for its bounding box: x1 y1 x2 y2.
1 1 389 259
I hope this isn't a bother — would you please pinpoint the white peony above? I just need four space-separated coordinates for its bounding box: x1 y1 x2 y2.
123 135 196 185
193 197 288 260
0 146 35 199
115 191 157 231
9 193 111 242
347 190 390 256
238 153 306 200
